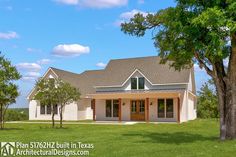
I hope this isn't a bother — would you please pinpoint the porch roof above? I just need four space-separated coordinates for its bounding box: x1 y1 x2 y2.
87 89 184 99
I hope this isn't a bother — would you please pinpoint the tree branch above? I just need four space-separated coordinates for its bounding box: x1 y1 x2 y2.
194 52 214 77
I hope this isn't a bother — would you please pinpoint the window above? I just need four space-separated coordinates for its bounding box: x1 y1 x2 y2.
131 78 137 89
46 105 51 114
53 105 58 115
106 100 112 117
131 101 137 113
139 100 145 113
106 99 120 117
158 99 165 118
157 99 174 118
113 100 119 117
166 99 174 118
131 77 145 90
138 77 145 89
40 105 45 114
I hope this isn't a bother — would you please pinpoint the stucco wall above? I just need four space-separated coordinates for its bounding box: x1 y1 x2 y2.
95 99 119 121
77 99 93 120
28 98 93 121
149 98 178 122
95 97 178 122
187 94 197 120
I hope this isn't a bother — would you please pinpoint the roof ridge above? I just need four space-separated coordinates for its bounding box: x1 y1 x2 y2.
50 67 80 75
108 56 159 62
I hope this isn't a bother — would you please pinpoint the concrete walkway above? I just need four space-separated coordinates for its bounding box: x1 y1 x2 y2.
6 121 138 125
6 121 177 125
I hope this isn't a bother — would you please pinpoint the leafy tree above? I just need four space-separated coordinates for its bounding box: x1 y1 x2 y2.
197 80 219 118
34 79 58 128
55 80 80 128
121 0 236 140
4 109 28 121
0 53 21 129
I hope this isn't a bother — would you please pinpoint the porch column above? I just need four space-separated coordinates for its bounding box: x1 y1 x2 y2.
118 98 121 122
92 99 96 121
145 98 149 122
177 97 180 123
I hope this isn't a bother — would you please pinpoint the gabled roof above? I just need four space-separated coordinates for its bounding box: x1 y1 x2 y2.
29 56 194 98
96 56 191 86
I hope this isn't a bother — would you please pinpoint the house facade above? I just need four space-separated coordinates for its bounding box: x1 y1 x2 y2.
28 56 196 122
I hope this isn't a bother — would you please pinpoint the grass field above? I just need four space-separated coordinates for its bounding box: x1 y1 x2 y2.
1 119 236 157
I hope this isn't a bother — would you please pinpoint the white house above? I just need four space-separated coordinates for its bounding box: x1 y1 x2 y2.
28 56 197 122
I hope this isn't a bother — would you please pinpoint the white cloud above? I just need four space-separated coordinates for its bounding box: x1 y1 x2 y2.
0 31 19 39
81 0 128 8
22 72 41 81
26 48 42 53
37 59 51 65
120 9 149 20
52 44 90 57
96 62 107 68
54 0 128 8
115 9 151 26
16 63 41 72
55 0 79 5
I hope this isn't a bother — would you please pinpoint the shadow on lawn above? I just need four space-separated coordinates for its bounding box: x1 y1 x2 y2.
123 132 217 144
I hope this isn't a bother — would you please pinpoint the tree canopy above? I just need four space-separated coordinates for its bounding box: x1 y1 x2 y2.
121 0 236 140
0 53 21 129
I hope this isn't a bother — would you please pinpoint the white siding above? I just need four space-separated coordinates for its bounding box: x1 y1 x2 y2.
187 94 197 120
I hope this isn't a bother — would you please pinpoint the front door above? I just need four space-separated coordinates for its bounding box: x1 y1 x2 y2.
130 100 145 121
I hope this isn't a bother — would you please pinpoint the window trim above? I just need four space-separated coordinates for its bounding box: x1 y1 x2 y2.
131 77 145 90
157 98 174 118
105 99 119 118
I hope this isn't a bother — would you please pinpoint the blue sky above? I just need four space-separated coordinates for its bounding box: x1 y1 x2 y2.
0 0 209 108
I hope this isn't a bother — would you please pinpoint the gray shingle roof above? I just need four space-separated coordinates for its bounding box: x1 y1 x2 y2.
50 56 194 96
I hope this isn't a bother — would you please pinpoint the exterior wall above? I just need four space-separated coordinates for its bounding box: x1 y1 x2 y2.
95 99 119 121
187 94 197 120
28 100 60 120
180 91 188 122
28 98 93 121
77 99 93 120
95 97 178 122
121 99 130 121
149 98 178 122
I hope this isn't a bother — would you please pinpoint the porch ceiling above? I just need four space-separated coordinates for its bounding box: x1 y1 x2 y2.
87 90 183 99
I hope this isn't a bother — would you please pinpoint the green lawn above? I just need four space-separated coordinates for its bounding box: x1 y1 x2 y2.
1 119 236 157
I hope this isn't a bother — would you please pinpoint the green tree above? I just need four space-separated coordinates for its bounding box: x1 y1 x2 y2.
34 79 58 128
121 0 236 140
55 80 80 128
0 53 21 129
197 80 219 118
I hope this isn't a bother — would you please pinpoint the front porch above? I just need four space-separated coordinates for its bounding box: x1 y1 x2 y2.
89 90 183 123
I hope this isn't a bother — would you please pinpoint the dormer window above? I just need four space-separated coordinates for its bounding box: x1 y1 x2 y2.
131 77 145 90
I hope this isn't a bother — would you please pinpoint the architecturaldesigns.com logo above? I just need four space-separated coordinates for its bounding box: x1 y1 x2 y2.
0 142 15 156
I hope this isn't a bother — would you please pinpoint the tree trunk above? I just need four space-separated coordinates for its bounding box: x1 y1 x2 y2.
59 105 63 128
0 104 3 130
214 33 236 140
51 105 55 128
225 34 236 139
